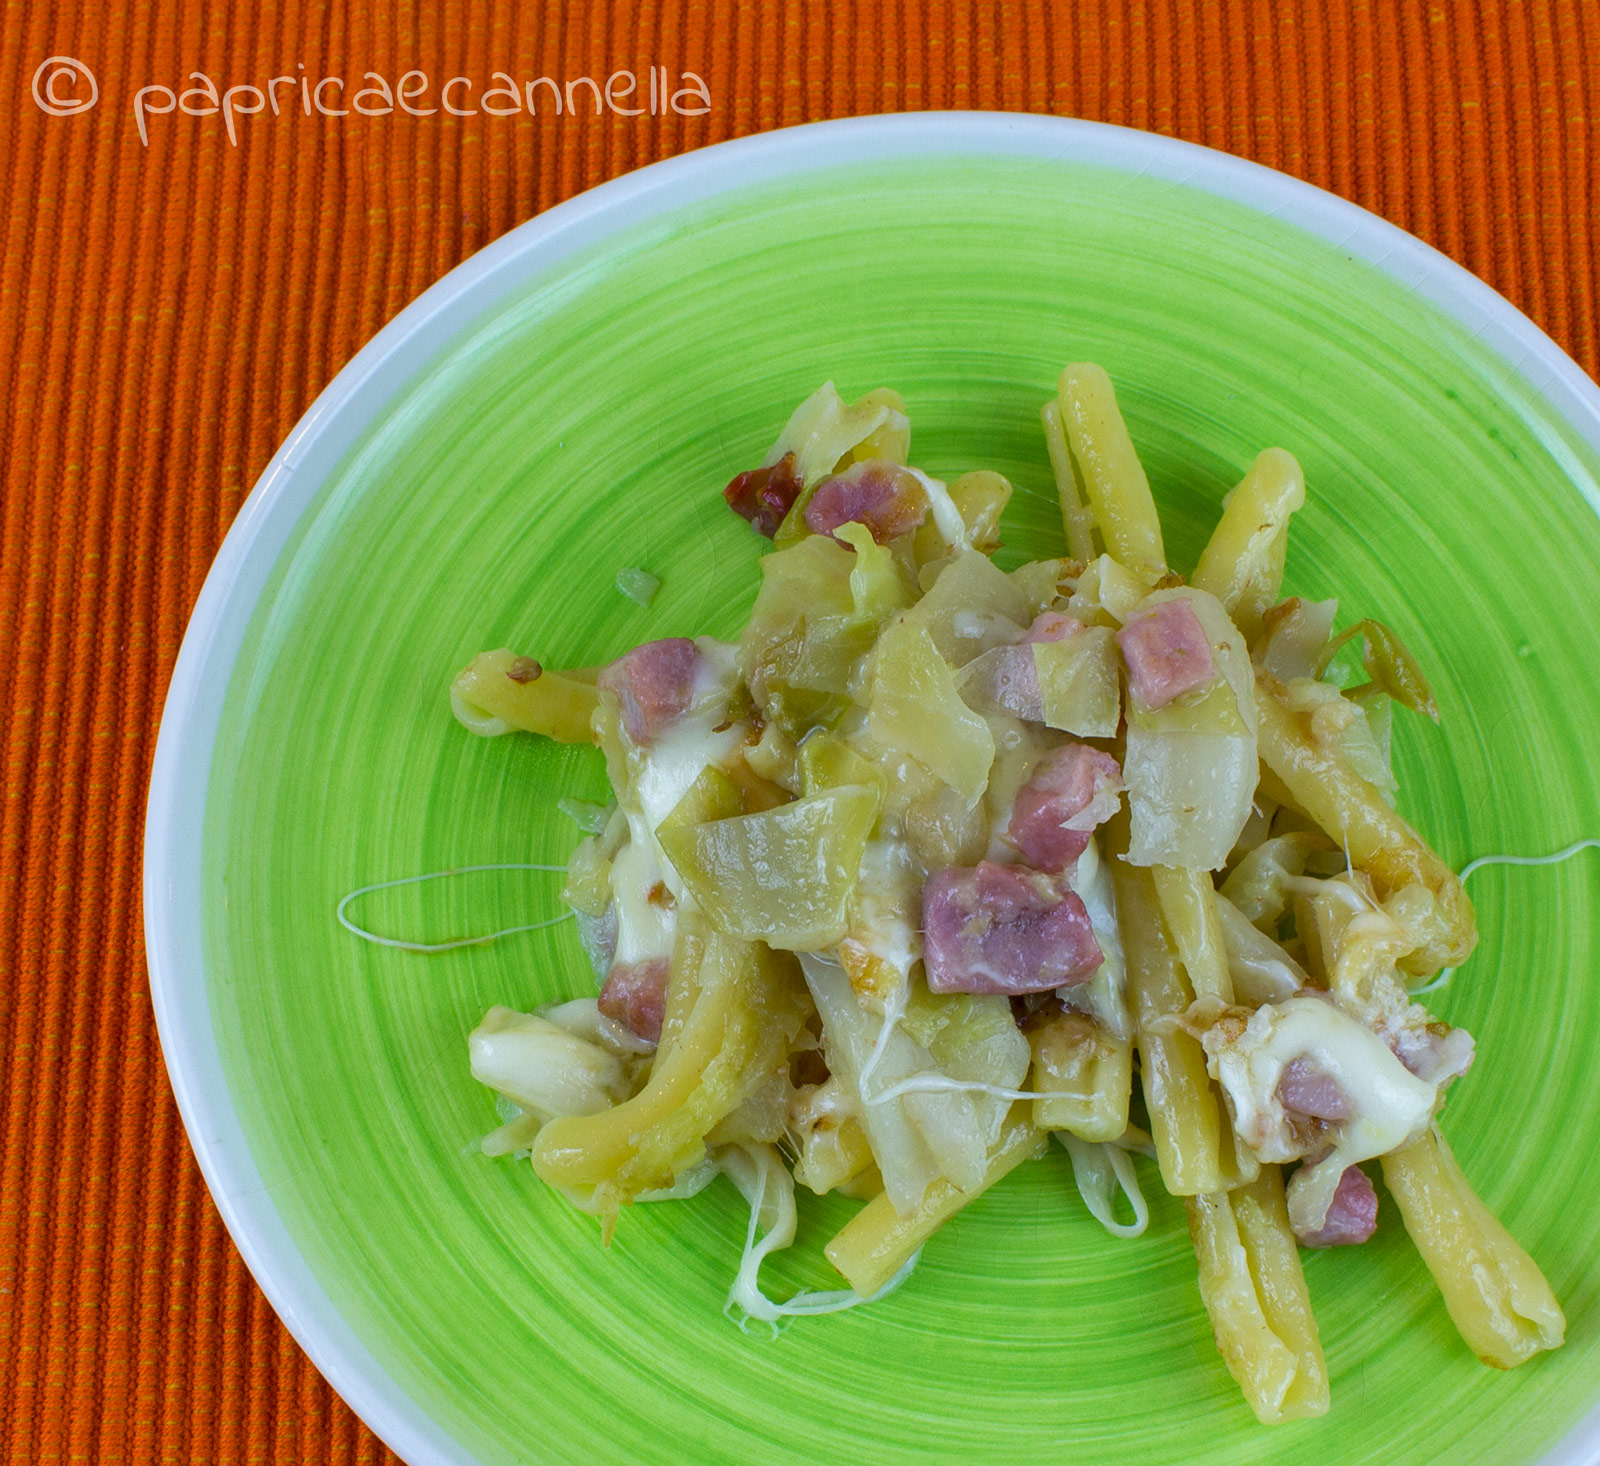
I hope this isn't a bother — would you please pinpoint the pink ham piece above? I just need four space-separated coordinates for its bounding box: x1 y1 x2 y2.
598 957 669 1044
803 459 928 544
597 638 699 745
1007 745 1124 871
1116 598 1216 710
1276 1057 1352 1121
922 860 1104 996
1295 1164 1379 1248
1023 612 1082 645
1390 1022 1475 1088
723 451 803 537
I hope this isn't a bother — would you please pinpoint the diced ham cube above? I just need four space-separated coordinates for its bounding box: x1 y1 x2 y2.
922 860 1104 996
1006 744 1124 871
803 459 928 544
1295 1163 1379 1248
597 638 699 745
598 957 670 1044
1117 598 1216 710
723 451 802 537
1276 1057 1351 1121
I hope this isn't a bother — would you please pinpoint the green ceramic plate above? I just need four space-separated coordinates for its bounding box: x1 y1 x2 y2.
146 115 1600 1466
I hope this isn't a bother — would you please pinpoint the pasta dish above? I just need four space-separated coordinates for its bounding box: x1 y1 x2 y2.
447 366 1564 1422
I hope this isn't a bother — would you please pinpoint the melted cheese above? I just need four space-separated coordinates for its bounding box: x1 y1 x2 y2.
907 467 971 551
612 637 742 957
630 714 741 850
1207 993 1438 1233
849 838 921 985
610 837 676 966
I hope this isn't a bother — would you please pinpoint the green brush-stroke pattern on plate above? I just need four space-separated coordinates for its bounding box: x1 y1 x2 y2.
206 156 1600 1466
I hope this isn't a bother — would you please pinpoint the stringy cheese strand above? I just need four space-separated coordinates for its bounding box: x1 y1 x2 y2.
720 1146 920 1328
1410 839 1600 993
336 863 572 952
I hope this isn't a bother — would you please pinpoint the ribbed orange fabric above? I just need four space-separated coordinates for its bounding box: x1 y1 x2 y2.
1 3 1595 1461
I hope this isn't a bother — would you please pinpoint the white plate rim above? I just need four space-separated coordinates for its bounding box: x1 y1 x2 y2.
142 109 1600 1466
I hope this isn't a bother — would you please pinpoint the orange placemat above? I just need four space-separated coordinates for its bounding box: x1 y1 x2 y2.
1 2 1595 1461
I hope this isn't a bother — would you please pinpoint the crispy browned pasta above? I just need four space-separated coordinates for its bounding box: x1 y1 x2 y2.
1253 674 1476 973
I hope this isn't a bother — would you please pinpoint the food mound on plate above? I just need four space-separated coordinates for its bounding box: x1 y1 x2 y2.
449 366 1563 1422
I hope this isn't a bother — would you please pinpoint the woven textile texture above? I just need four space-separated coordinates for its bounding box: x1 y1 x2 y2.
2 1 1596 1461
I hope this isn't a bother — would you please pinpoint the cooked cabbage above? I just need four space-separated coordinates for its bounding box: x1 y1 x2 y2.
1123 588 1259 869
1034 627 1120 737
868 618 995 808
903 550 1029 666
658 787 879 950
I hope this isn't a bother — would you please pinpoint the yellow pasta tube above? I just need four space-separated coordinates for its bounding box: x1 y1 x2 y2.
1152 865 1236 1006
825 1112 1047 1296
1214 1087 1262 1191
652 913 710 1065
910 470 1015 564
1040 397 1098 564
1188 1191 1297 1420
1380 1127 1565 1368
451 648 601 743
1110 848 1227 1195
1233 525 1290 645
1056 363 1168 579
1188 1169 1329 1423
1191 448 1306 638
949 470 1013 555
791 1112 878 1197
1229 1167 1329 1418
1253 675 1476 972
531 924 805 1202
1026 1010 1133 1142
